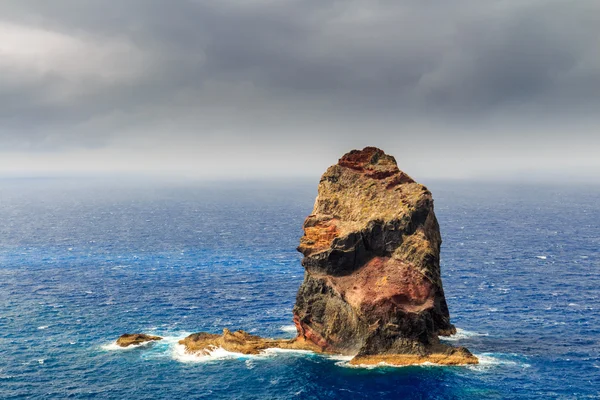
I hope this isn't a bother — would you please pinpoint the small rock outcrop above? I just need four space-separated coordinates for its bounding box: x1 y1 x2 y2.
116 333 163 347
180 329 321 355
293 147 476 365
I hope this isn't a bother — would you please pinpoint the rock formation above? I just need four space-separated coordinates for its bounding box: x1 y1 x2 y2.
180 329 321 355
116 333 163 347
118 147 477 365
292 147 476 365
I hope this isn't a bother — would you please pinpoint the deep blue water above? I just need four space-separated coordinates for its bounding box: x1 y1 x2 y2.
0 178 598 399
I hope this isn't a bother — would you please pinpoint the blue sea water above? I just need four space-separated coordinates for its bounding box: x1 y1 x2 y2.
0 178 598 399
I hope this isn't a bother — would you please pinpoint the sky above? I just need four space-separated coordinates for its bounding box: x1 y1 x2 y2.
0 0 599 181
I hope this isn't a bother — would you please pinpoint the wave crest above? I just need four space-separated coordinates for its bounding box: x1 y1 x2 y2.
279 325 297 334
172 344 250 363
442 328 488 341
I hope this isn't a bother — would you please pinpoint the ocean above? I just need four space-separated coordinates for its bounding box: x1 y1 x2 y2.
0 178 598 399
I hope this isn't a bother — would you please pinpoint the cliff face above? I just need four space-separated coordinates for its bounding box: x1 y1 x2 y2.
293 147 474 364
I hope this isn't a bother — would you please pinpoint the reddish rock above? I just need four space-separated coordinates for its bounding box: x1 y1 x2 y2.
293 147 476 363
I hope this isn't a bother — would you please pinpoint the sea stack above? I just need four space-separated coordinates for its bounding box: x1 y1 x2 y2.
293 147 476 365
141 147 476 365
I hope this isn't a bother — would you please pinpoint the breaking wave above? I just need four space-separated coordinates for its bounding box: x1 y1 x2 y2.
466 353 531 372
100 334 185 352
279 325 297 333
100 331 527 373
335 353 529 370
172 344 250 363
101 333 317 363
172 345 317 363
441 328 488 341
100 340 157 351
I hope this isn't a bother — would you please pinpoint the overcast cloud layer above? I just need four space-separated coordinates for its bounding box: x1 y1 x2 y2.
0 0 599 180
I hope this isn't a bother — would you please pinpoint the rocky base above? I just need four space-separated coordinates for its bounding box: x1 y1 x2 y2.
116 333 163 347
179 329 322 355
115 330 478 366
350 346 478 366
176 329 478 366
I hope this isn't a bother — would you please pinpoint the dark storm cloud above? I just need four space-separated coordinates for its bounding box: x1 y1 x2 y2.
0 0 599 153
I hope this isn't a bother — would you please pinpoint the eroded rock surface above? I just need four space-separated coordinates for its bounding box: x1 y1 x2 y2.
179 329 321 355
292 147 477 364
116 333 162 347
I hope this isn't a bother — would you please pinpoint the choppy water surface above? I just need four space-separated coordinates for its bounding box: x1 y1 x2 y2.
0 178 598 399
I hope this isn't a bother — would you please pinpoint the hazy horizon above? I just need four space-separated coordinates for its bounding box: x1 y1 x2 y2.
1 1 599 182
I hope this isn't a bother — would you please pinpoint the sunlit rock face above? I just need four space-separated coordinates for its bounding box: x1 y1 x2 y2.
293 147 476 364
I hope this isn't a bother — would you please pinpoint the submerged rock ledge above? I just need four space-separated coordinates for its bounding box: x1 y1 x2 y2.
118 147 477 366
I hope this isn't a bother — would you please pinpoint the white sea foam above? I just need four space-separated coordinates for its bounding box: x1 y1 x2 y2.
466 353 530 372
101 331 530 374
260 348 314 356
279 325 297 333
324 354 354 362
470 354 510 367
101 333 188 353
331 355 445 370
335 353 528 370
101 342 137 351
172 344 249 363
101 340 157 351
441 328 488 341
171 343 321 363
334 360 439 369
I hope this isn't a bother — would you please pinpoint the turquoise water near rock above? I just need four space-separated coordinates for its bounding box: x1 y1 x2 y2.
0 178 598 399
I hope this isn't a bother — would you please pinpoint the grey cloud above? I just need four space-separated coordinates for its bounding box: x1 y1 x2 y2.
0 0 599 157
